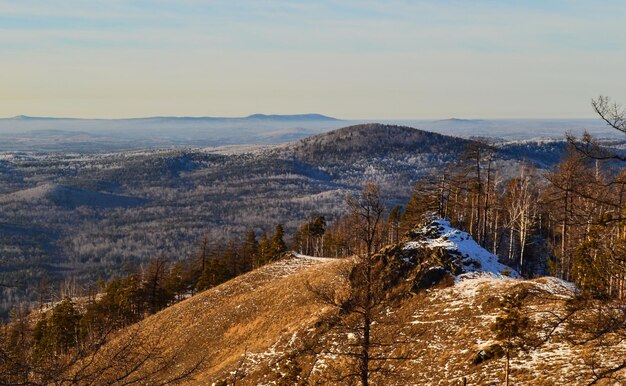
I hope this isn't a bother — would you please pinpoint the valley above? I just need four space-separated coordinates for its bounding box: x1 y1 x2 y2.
1 123 624 319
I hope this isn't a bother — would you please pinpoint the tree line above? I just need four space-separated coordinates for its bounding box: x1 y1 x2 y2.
400 96 626 300
2 95 625 384
0 223 290 384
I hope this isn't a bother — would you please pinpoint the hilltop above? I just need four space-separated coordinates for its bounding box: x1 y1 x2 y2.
77 219 625 385
281 123 473 165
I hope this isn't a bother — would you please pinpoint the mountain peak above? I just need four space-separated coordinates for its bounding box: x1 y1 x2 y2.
283 123 473 164
435 118 484 123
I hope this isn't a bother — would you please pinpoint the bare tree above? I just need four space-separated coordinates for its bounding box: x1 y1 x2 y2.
302 183 418 385
503 168 539 273
592 95 626 135
568 95 626 162
347 182 386 257
346 182 385 386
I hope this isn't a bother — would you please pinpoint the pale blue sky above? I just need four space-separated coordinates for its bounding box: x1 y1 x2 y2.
1 1 626 119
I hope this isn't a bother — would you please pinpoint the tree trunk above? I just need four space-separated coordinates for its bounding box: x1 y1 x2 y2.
360 257 372 386
505 347 510 386
508 227 515 263
561 190 568 279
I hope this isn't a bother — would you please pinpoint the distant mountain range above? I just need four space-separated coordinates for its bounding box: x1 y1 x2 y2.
0 114 619 152
0 113 345 151
5 113 339 123
1 121 625 319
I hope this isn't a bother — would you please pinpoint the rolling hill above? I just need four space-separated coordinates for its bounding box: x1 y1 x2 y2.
0 183 147 208
280 123 473 165
0 123 596 318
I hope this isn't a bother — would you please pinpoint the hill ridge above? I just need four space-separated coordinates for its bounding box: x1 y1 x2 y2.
78 220 621 385
280 123 474 164
5 113 339 122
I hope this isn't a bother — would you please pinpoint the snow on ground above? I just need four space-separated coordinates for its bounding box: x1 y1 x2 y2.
531 276 577 297
256 252 337 280
404 218 520 279
292 252 339 263
201 144 273 155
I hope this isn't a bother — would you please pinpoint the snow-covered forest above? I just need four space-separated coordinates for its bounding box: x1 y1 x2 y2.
0 123 625 318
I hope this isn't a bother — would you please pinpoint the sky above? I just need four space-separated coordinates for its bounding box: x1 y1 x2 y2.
1 0 626 119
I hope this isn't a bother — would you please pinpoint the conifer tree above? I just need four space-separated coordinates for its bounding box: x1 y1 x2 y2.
492 289 530 386
271 224 287 259
32 298 81 356
257 234 272 267
243 229 258 270
165 261 186 301
143 257 173 314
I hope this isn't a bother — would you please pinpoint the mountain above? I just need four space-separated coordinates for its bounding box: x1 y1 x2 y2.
6 113 339 122
1 116 623 152
0 114 346 151
0 123 586 319
11 115 79 121
3 122 620 319
280 123 474 165
387 118 619 141
435 118 485 123
78 220 615 385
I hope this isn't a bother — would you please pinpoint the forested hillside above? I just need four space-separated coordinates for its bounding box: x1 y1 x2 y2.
0 124 476 317
2 101 626 383
3 213 623 385
1 122 625 320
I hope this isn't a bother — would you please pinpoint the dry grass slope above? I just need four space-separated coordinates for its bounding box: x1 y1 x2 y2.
83 255 350 384
86 253 625 385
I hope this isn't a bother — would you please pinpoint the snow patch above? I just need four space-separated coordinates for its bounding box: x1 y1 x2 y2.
405 218 519 278
292 252 338 263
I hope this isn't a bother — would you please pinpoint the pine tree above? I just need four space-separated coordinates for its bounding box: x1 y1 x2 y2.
143 257 173 314
243 229 258 270
271 224 287 260
46 297 81 354
257 234 272 267
492 289 530 386
165 261 186 301
401 179 441 232
292 216 327 256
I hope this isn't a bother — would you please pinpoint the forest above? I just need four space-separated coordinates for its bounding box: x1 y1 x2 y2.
1 97 626 384
1 123 569 318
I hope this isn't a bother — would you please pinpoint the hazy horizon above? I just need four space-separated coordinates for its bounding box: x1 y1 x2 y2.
2 1 626 119
0 114 611 121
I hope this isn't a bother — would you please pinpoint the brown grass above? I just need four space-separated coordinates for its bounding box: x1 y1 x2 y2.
83 256 626 385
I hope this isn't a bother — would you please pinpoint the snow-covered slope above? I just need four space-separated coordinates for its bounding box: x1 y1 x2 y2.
405 218 520 278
